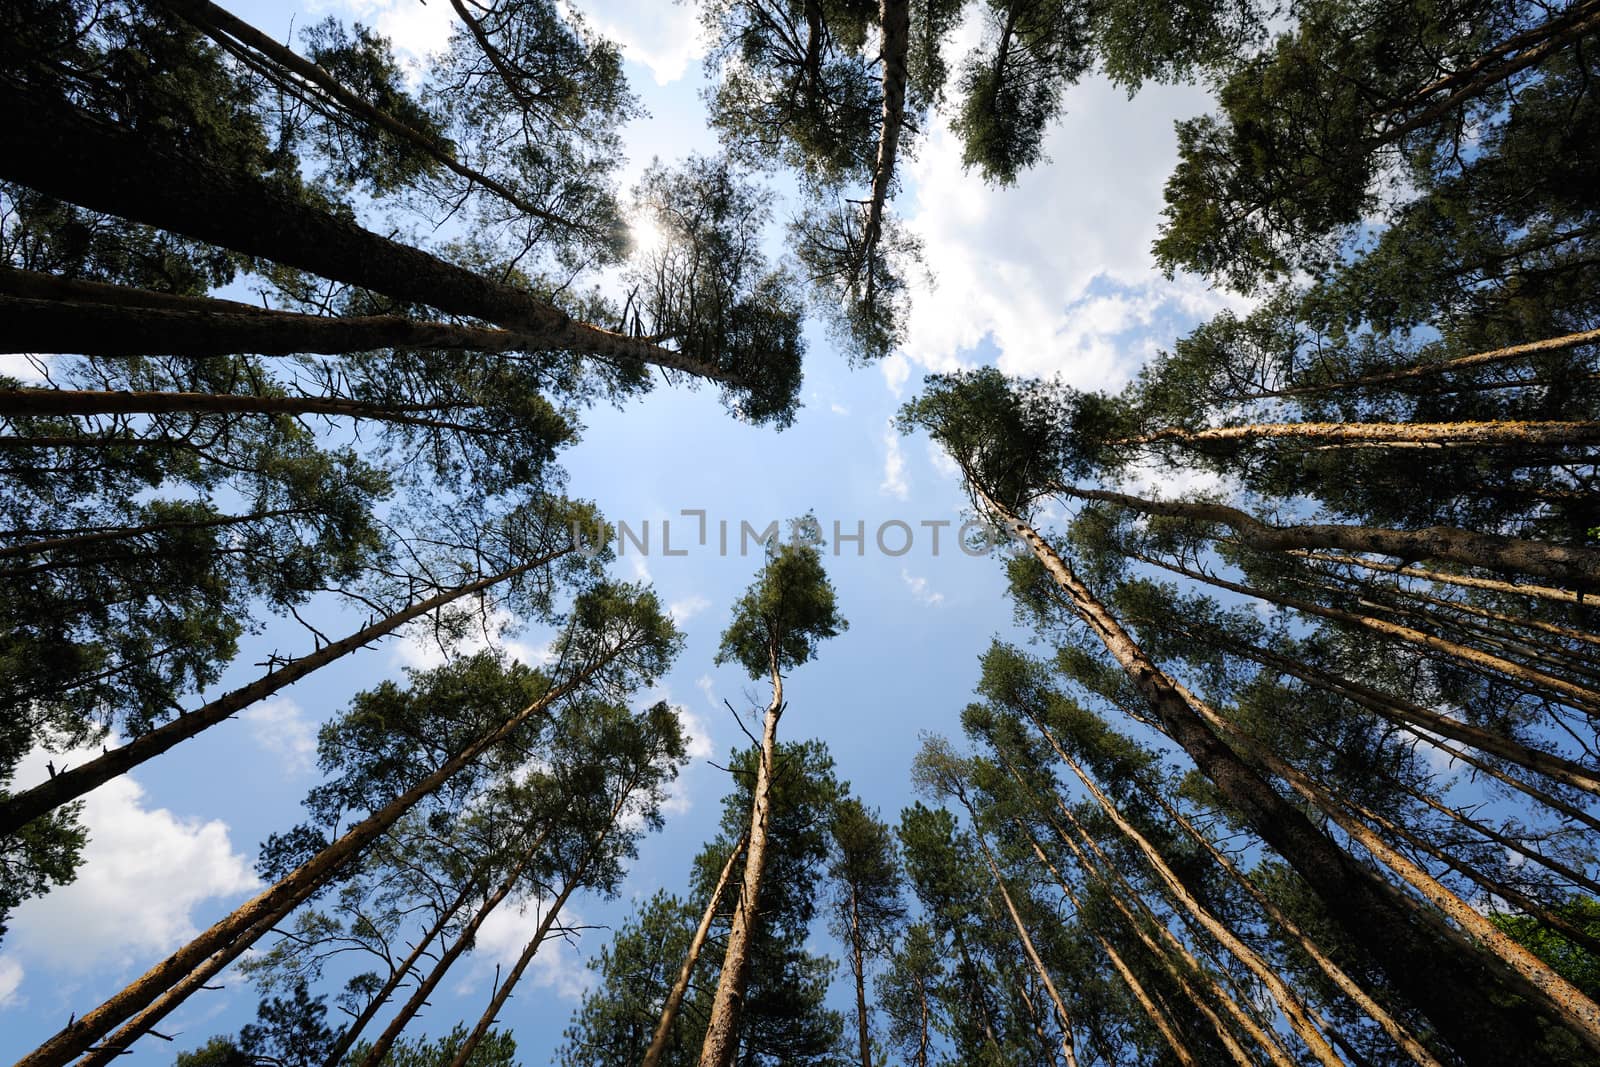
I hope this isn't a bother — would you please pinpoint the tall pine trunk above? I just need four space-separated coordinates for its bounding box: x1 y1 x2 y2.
979 487 1598 1064
641 831 749 1067
0 550 570 838
14 652 611 1067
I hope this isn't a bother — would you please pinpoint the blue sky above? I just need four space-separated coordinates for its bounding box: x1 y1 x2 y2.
0 1 1241 1060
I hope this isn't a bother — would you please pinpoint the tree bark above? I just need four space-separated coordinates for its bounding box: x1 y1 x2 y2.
1122 419 1600 449
978 486 1597 1064
354 830 552 1067
0 274 736 384
1050 483 1600 588
13 648 614 1067
640 831 749 1067
697 650 784 1067
859 0 909 292
319 876 480 1067
0 548 569 838
0 86 693 371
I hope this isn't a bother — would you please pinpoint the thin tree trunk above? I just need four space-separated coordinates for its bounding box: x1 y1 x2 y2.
1120 420 1600 449
915 971 929 1067
0 385 483 427
1013 817 1199 1067
1146 790 1443 1067
156 0 588 235
979 487 1599 1063
13 650 614 1067
859 0 909 291
697 651 784 1067
1376 1 1600 143
0 549 569 838
1007 964 1061 1067
320 877 480 1067
1249 327 1600 399
1286 550 1596 607
354 830 552 1067
0 504 311 562
962 808 1079 1067
0 85 695 371
1175 679 1600 1056
446 774 645 1067
1167 620 1600 797
1139 551 1600 716
640 832 749 1067
1050 483 1600 588
851 884 873 1067
1050 746 1346 1067
1036 787 1266 1067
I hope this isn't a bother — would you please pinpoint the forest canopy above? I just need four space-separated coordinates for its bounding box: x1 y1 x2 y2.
3 1 1600 1066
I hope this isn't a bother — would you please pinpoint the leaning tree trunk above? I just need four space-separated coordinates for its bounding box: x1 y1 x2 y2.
1037 783 1270 1067
1011 816 1199 1067
1050 483 1600 588
1252 326 1600 399
1050 745 1345 1067
157 0 586 234
1174 678 1600 1058
858 0 909 297
1138 551 1600 716
319 877 481 1067
978 486 1600 1064
13 650 614 1067
1165 620 1600 797
1121 419 1600 449
697 652 784 1067
0 549 571 838
961 804 1079 1067
0 85 706 372
0 283 736 384
353 829 554 1067
446 773 644 1067
641 832 749 1067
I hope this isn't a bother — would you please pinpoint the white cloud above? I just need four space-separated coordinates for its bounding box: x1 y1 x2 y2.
925 440 961 480
901 569 946 607
8 742 259 973
899 73 1232 391
0 955 22 1009
576 1 705 85
0 355 51 383
329 0 454 73
241 696 317 776
880 426 909 500
464 895 595 1002
830 402 851 416
668 594 711 625
392 606 552 672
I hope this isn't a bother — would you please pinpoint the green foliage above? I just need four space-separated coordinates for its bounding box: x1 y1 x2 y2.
1493 899 1600 1002
632 155 806 426
716 537 847 679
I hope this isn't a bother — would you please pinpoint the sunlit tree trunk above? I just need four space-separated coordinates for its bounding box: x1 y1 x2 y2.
641 832 748 1067
698 651 783 1067
978 487 1600 1063
1050 483 1600 587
